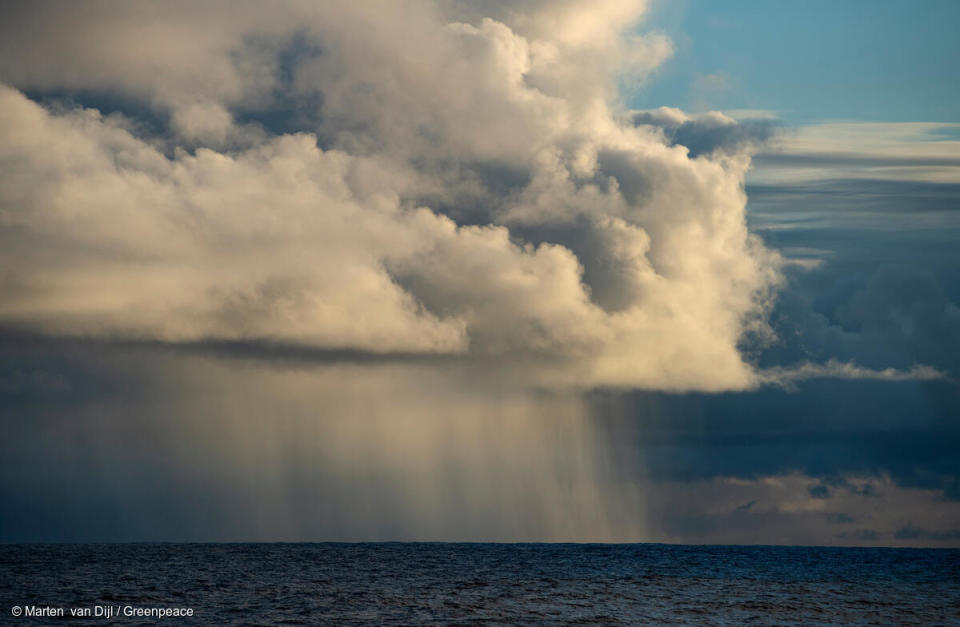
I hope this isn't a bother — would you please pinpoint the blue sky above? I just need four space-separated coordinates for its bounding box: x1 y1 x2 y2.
635 0 960 124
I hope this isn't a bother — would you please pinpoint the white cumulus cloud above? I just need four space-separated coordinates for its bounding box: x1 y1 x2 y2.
0 1 789 390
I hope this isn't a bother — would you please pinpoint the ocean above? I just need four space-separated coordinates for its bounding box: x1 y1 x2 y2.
2 543 959 624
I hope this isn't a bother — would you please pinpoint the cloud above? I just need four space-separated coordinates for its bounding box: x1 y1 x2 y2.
4 330 957 544
0 1 790 392
756 360 945 388
837 266 960 367
588 378 960 504
1 0 953 545
752 122 960 185
754 257 960 380
634 472 960 546
631 107 779 157
894 525 960 542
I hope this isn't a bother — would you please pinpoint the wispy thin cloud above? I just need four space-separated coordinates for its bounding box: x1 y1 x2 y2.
752 122 960 184
756 359 946 389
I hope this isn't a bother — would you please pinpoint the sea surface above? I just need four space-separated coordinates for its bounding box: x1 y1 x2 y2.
1 543 959 625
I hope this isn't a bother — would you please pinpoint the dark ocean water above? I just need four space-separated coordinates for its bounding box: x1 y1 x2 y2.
1 543 959 625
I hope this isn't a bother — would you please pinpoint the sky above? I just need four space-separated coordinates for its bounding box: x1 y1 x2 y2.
637 0 960 124
0 0 958 547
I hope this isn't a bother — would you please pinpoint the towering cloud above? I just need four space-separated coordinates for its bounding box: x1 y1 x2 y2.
0 0 783 391
2 1 957 546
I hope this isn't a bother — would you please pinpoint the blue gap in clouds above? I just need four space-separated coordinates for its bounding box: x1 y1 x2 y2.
638 0 960 123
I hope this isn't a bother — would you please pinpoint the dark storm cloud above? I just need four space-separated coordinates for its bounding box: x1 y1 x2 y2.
748 178 960 379
589 380 960 496
586 167 957 530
